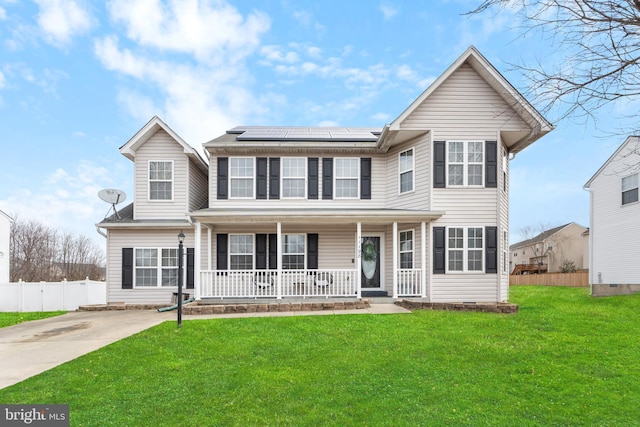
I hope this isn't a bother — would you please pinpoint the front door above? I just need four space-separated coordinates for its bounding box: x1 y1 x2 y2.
361 236 382 289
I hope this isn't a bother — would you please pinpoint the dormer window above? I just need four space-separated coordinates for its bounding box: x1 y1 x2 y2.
149 161 173 200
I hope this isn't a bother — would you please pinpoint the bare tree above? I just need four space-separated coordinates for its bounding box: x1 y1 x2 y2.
10 217 105 282
467 1 640 123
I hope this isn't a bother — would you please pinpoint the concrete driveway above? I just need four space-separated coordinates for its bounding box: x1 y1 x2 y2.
0 304 409 390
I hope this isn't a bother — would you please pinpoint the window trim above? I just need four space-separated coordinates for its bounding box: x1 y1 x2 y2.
281 157 307 199
133 247 181 288
148 160 174 201
399 229 414 269
282 233 306 270
622 173 639 206
229 157 256 199
446 141 485 187
398 148 415 194
229 234 255 270
334 157 360 199
446 226 485 273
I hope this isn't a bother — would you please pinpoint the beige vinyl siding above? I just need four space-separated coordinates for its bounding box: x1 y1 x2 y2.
209 153 386 209
106 228 195 304
431 275 498 302
134 129 189 220
432 189 497 223
400 63 528 134
189 160 208 212
590 148 640 284
498 142 509 301
385 135 431 210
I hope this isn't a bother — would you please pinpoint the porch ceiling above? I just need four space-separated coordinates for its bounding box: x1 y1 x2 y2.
190 208 444 225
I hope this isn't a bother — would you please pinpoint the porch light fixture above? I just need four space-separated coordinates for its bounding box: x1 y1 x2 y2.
177 230 185 327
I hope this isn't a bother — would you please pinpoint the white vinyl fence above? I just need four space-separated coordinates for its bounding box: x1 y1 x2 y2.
0 279 107 312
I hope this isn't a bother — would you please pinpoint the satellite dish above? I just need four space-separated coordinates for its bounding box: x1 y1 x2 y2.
99 189 126 221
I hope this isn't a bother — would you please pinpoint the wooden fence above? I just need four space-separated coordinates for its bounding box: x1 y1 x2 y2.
509 271 589 287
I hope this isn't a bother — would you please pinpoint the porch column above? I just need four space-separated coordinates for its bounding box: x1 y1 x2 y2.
194 221 202 300
356 222 362 298
392 221 398 298
207 226 212 270
277 222 282 299
421 221 427 298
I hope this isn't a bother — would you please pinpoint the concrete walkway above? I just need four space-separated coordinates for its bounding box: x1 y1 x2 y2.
0 304 409 390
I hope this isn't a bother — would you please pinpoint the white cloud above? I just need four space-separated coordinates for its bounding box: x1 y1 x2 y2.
0 71 5 89
0 6 6 21
35 0 94 46
380 2 398 20
371 112 390 122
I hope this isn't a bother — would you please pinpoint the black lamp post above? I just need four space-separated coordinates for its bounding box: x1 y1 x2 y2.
177 230 185 327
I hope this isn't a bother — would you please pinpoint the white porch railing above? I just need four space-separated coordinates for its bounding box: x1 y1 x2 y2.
200 269 357 299
396 269 423 297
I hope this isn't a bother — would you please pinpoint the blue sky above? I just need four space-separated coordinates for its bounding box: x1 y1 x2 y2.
0 0 631 247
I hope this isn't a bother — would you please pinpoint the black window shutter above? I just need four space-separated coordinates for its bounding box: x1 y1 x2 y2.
308 157 319 199
269 157 280 199
307 233 319 269
217 157 228 199
322 158 333 199
186 248 195 289
256 234 267 269
433 141 446 188
256 157 267 199
361 158 371 199
486 226 498 273
216 234 228 270
433 227 446 274
485 141 498 188
268 234 277 270
122 248 133 289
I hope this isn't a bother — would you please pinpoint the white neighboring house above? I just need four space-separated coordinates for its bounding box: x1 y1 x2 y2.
96 46 553 304
584 135 640 296
0 210 13 283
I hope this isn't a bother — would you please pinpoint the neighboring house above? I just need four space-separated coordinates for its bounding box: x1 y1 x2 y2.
584 136 640 296
97 46 553 304
0 209 13 283
509 222 588 274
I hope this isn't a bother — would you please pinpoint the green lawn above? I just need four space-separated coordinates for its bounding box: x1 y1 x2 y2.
0 311 65 328
1 287 638 426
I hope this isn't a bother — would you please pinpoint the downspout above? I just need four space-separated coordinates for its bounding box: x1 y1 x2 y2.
95 226 107 238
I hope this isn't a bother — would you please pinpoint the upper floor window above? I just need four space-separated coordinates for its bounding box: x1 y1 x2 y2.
230 158 254 198
149 161 173 200
399 149 414 193
622 173 638 205
399 230 414 268
282 158 306 198
135 248 179 287
335 158 359 198
447 227 483 272
229 234 253 269
282 234 305 269
448 141 483 186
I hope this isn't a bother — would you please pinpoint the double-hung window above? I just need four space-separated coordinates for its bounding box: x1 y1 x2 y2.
229 235 253 270
399 230 414 268
335 158 359 198
448 141 483 186
622 173 638 205
230 158 254 198
447 227 483 272
399 149 414 193
135 248 179 287
282 234 305 269
282 158 306 198
149 161 173 200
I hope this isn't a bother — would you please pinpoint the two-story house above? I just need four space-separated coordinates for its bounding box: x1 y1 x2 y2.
509 222 588 274
584 135 640 296
97 46 552 304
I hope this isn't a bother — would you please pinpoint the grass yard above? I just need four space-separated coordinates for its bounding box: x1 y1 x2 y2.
0 311 65 328
0 287 638 426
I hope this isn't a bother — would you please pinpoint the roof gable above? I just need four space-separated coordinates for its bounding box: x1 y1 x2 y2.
384 46 553 153
584 135 640 188
120 116 208 173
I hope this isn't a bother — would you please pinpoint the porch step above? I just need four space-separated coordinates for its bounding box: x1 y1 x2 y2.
361 290 389 297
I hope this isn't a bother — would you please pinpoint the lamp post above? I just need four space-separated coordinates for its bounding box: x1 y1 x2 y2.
177 230 185 327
